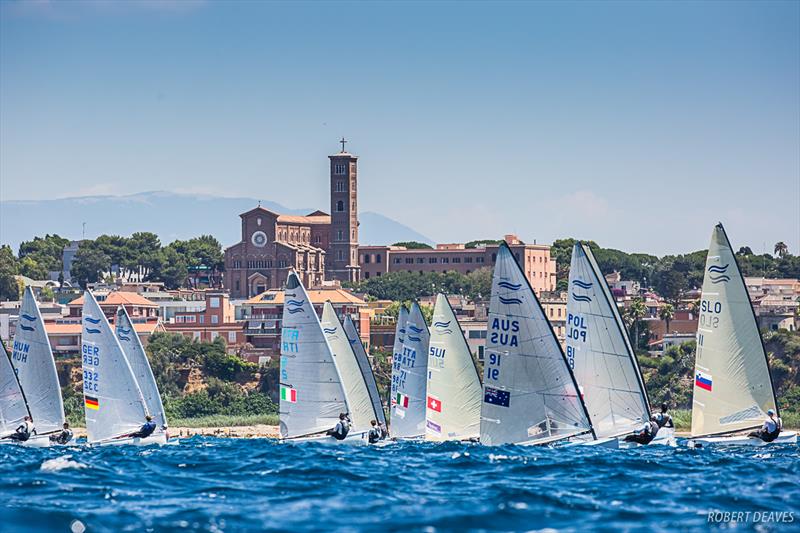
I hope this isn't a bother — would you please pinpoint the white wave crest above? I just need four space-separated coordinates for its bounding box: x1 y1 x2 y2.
40 455 87 472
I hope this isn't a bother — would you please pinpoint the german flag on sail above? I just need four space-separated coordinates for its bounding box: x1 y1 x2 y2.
85 396 99 410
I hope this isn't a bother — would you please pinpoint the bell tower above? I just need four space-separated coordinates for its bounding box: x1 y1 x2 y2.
327 138 361 283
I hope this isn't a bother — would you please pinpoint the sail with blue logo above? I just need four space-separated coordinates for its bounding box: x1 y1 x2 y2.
81 291 148 442
343 314 386 427
567 243 650 439
321 302 374 434
425 293 482 441
691 224 778 438
391 302 430 439
115 306 167 434
1 340 31 438
10 287 65 435
480 243 593 445
389 305 408 434
279 272 348 439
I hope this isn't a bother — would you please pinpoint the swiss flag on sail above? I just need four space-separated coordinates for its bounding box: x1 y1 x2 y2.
427 395 442 412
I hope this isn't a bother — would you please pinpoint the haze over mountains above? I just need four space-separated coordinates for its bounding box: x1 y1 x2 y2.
0 191 433 252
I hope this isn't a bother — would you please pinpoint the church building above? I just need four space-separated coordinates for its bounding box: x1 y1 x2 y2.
224 142 361 298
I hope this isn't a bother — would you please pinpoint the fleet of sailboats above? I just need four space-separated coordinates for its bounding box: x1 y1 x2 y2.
1 224 795 449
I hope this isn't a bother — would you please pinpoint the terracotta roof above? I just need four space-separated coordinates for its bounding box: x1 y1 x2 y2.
244 288 366 306
68 291 158 307
44 322 162 335
276 214 331 225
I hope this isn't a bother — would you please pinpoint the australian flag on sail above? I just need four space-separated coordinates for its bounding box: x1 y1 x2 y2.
484 386 510 407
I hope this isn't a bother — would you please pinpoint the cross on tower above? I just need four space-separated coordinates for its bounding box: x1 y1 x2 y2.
340 137 347 153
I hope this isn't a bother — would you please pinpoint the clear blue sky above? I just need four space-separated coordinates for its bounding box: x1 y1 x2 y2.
1 0 798 255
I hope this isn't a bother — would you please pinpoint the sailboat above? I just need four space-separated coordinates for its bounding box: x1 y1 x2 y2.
342 314 387 429
480 243 595 446
81 291 165 446
0 340 43 446
390 302 429 440
6 287 66 447
425 293 482 441
279 272 364 444
566 243 672 447
321 301 378 440
115 306 169 441
388 305 408 438
689 224 797 447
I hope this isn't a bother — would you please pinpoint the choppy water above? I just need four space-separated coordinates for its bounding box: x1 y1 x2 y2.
1 437 798 532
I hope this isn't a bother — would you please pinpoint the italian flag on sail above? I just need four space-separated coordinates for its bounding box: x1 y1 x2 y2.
281 386 297 403
395 392 409 409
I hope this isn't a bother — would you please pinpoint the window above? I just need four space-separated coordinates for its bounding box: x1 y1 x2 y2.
492 253 497 262
336 200 344 212
429 257 438 264
336 181 345 192
338 250 344 261
211 315 219 324
314 236 321 244
478 345 485 360
199 315 205 324
235 280 240 291
210 297 220 308
364 272 370 279
335 163 346 175
228 332 237 343
468 330 487 339
416 258 424 264
394 257 402 264
376 254 381 264
442 257 449 264
465 257 473 263
337 230 344 241
452 257 461 264
193 331 201 340
210 331 219 340
376 272 381 277
364 254 371 264
405 258 413 264
476 257 484 263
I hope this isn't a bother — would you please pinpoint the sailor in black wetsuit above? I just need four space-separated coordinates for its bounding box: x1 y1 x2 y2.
368 420 382 444
624 415 660 445
326 413 351 441
120 415 157 440
748 409 782 443
49 422 74 445
2 416 35 442
655 403 674 429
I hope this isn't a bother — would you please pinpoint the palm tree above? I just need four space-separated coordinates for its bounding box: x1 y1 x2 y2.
774 241 788 258
659 303 675 333
624 297 647 349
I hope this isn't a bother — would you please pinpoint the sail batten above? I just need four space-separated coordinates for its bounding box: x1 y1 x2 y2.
691 224 778 438
10 287 65 434
425 294 482 441
480 244 593 445
279 273 349 439
391 303 429 439
567 243 650 439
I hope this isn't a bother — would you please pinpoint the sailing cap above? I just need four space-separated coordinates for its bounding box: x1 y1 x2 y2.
767 409 775 416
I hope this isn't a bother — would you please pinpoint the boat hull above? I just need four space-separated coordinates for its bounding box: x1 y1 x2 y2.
618 427 678 449
93 433 170 447
283 430 369 446
0 435 55 448
688 430 797 448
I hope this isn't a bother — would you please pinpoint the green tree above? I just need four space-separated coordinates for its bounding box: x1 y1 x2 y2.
150 247 189 289
624 297 647 350
71 245 111 288
168 235 224 270
654 269 688 304
18 234 69 273
774 241 788 258
659 303 675 333
464 239 503 249
0 245 20 300
40 286 55 302
18 256 48 280
392 241 432 249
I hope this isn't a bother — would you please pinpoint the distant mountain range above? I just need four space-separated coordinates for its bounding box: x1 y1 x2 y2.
0 191 434 252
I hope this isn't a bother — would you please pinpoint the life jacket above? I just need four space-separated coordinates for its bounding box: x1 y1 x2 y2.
368 427 381 444
332 420 350 440
646 421 659 437
763 417 782 441
655 412 673 428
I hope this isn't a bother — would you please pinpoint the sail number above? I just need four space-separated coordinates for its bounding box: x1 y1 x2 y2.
486 352 502 381
83 370 99 393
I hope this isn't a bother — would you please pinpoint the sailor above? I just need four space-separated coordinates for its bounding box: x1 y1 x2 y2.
368 420 382 444
624 415 660 445
120 415 157 440
49 422 74 445
326 413 351 441
654 403 674 429
748 409 782 443
2 415 35 442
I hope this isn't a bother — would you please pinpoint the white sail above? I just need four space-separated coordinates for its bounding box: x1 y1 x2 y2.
567 243 650 439
480 244 593 445
81 291 148 442
691 224 778 437
391 302 429 439
389 305 408 433
279 272 348 439
343 315 386 426
115 306 167 433
321 302 374 433
425 293 482 441
1 342 30 438
10 287 65 434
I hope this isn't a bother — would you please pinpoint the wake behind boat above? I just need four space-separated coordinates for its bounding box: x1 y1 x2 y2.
689 224 797 448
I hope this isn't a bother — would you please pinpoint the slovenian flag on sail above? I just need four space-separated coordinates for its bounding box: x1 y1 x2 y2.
395 392 409 408
695 371 713 392
281 386 297 403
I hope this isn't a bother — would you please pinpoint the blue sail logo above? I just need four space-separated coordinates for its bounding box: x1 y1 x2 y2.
408 335 421 342
571 279 593 302
84 316 102 325
21 313 37 322
497 281 521 291
708 264 731 284
408 325 424 334
433 320 453 334
19 325 35 332
571 279 593 290
323 327 337 334
498 296 522 305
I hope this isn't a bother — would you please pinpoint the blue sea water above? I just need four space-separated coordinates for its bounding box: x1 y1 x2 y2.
1 437 798 532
